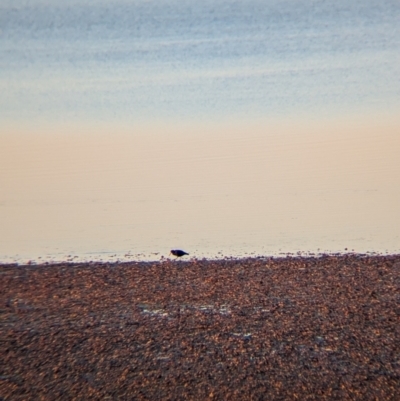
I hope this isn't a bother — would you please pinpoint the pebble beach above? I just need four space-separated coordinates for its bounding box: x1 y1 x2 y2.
1 254 399 400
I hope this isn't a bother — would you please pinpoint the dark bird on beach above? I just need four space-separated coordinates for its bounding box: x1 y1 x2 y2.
170 249 189 258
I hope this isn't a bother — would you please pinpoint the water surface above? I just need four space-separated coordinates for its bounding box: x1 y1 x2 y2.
1 0 399 262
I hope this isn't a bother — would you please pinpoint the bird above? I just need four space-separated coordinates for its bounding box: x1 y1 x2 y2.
170 249 189 258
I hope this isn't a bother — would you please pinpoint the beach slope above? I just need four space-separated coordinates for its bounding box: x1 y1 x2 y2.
1 255 399 400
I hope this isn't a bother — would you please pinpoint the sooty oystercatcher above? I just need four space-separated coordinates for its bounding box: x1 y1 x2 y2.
170 249 189 258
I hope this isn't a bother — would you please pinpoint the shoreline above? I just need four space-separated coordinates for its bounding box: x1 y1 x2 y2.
2 254 399 400
2 251 399 268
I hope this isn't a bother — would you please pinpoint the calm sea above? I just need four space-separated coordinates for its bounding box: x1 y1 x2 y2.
1 0 399 262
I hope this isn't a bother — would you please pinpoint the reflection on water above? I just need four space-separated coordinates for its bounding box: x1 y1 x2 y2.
1 0 399 262
1 0 399 123
1 117 399 263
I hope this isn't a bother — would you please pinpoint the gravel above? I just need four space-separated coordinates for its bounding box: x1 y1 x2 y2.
1 254 399 400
